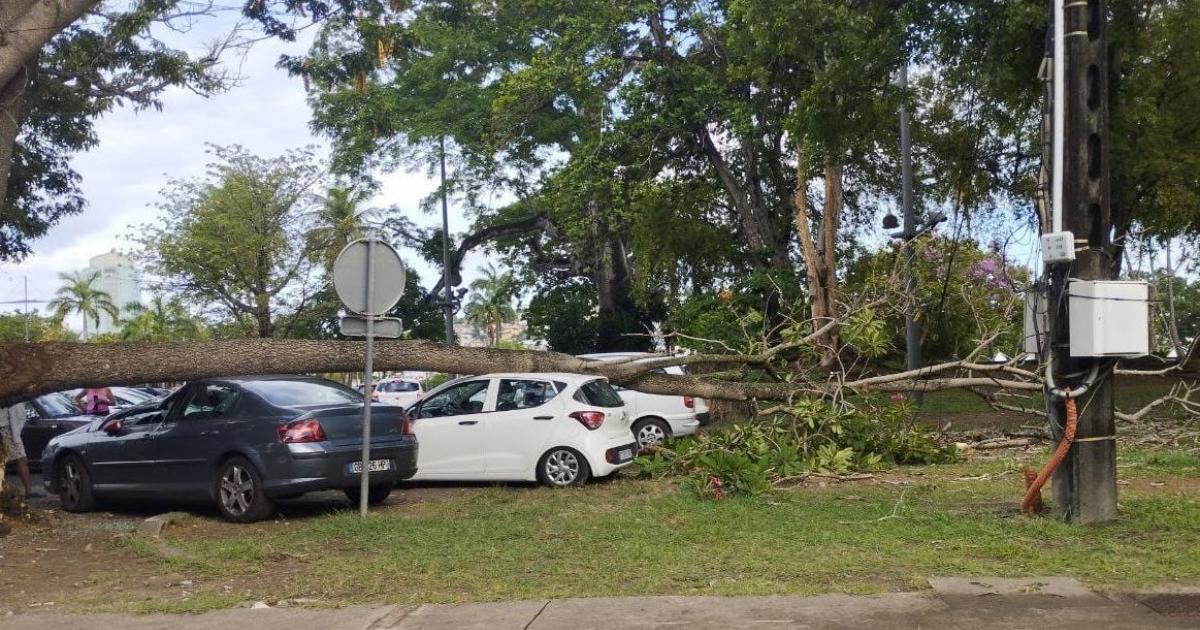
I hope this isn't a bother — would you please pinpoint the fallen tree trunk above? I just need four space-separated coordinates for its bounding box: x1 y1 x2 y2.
0 339 1044 407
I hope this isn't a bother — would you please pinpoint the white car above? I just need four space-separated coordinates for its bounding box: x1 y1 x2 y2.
578 352 711 449
375 378 424 408
406 373 638 486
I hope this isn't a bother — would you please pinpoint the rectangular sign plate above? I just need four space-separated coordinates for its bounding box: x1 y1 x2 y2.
339 316 403 338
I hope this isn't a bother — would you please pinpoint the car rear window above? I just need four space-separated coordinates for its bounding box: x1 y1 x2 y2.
381 381 420 393
574 379 624 407
245 380 363 406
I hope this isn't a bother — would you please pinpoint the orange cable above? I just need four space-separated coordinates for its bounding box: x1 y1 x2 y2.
1022 394 1078 515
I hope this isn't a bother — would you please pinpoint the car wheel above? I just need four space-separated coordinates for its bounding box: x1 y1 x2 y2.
345 484 393 506
215 457 273 523
538 447 591 487
633 418 671 449
57 454 96 513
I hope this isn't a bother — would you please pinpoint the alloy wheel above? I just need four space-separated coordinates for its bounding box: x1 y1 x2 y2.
61 460 81 505
544 449 581 485
636 423 667 448
219 464 255 516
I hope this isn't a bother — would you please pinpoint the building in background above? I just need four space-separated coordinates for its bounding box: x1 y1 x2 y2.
87 250 141 334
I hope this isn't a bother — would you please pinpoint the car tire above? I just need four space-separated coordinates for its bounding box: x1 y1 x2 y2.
538 447 591 487
632 418 671 450
57 454 96 513
214 456 273 523
345 484 393 506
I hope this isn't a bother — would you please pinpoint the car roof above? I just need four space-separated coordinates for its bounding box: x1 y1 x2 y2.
432 372 603 390
211 375 333 384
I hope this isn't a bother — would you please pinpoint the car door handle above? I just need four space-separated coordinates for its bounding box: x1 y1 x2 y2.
458 420 478 426
533 416 554 420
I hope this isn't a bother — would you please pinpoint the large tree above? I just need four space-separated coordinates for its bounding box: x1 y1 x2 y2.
0 0 245 260
138 145 329 338
47 269 118 341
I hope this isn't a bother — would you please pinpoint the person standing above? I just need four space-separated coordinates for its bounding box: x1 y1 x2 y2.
1 401 38 498
75 387 114 416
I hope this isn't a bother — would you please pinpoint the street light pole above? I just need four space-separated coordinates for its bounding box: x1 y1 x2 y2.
899 62 922 404
439 136 454 345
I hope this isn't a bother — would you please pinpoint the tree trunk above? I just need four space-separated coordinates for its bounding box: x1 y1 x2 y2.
0 0 102 213
793 149 843 369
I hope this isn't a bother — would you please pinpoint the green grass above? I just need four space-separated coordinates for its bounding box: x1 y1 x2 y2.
116 451 1200 611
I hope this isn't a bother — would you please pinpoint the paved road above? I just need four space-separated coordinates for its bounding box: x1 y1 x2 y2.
2 579 1195 630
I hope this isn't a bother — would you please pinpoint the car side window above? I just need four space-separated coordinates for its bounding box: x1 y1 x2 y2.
417 381 489 418
181 385 240 421
122 409 166 430
496 379 556 411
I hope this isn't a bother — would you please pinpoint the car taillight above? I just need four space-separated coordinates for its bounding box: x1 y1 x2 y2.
683 396 695 409
570 410 605 430
278 418 327 443
400 413 414 436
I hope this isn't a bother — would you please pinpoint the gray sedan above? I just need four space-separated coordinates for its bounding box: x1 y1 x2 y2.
41 375 418 522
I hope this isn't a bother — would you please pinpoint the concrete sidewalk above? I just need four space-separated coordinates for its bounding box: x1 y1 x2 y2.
2 579 1194 630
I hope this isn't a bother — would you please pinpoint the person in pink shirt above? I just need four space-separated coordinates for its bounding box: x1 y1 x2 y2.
74 387 115 416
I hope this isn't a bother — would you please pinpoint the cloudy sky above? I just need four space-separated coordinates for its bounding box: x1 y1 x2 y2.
0 13 486 324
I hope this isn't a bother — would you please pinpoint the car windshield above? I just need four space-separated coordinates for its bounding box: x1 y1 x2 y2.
36 393 82 418
381 381 420 393
577 379 624 408
244 379 363 407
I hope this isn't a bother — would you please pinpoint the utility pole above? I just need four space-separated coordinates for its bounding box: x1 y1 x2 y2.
898 63 921 404
439 136 455 345
1046 0 1118 524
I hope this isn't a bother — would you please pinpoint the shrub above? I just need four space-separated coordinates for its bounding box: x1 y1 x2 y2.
635 397 957 499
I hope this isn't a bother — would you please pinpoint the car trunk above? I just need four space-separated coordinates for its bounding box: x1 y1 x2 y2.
290 404 408 446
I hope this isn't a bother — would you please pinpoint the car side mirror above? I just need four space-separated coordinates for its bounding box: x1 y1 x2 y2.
104 420 124 435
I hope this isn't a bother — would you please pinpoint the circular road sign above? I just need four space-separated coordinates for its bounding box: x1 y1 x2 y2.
333 238 407 316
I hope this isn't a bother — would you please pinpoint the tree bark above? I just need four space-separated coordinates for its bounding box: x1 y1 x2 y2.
793 150 843 368
0 339 1043 408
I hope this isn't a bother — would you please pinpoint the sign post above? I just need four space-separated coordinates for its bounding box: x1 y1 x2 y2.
332 237 406 517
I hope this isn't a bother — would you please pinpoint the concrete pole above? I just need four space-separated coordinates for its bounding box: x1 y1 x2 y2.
899 63 922 404
1047 0 1118 524
439 137 455 345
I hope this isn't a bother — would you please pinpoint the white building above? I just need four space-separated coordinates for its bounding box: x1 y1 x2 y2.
87 250 141 335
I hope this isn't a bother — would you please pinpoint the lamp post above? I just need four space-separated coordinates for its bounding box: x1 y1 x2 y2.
439 136 454 344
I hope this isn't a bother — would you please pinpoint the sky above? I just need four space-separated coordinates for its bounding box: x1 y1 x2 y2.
0 12 487 326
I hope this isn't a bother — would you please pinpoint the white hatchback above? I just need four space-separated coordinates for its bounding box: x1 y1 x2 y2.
406 373 638 486
375 378 424 408
578 352 711 449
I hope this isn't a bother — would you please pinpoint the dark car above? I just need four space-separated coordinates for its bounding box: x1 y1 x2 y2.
41 376 418 522
21 393 95 467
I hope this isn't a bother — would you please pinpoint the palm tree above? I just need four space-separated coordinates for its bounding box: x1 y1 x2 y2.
308 187 376 273
48 270 119 342
120 295 208 342
463 263 518 347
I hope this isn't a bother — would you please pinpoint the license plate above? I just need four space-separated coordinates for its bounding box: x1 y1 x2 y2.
348 459 392 474
618 448 633 462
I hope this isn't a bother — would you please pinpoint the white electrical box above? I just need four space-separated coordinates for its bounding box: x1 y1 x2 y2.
1041 231 1076 264
1068 280 1150 357
1023 288 1048 357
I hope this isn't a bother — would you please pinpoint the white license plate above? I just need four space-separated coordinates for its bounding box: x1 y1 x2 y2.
349 459 392 474
618 448 633 461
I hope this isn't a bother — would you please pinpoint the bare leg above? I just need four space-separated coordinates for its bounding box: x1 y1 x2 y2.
14 458 33 495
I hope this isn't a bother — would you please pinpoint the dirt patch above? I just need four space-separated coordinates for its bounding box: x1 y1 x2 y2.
0 507 185 614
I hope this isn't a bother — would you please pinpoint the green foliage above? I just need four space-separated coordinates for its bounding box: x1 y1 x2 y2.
843 236 1029 360
2 1 240 261
119 294 209 342
463 263 518 347
47 269 119 342
0 310 78 342
137 145 327 338
523 280 598 354
638 398 956 499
